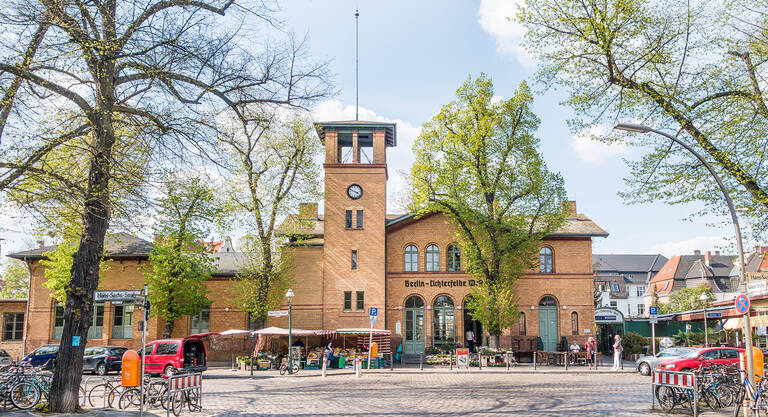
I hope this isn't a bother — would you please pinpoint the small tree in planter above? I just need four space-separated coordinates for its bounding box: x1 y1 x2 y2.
621 332 645 360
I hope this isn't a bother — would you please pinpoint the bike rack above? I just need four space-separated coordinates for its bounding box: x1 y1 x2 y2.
651 369 698 417
166 372 203 417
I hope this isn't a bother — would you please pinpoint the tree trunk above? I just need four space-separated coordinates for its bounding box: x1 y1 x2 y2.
488 335 499 349
164 320 175 338
48 152 112 411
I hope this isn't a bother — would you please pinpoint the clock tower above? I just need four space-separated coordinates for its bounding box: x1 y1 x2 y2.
314 121 396 330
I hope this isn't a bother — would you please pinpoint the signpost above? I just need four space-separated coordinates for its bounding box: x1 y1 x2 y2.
133 285 149 417
368 307 377 370
649 306 658 356
455 348 469 370
94 289 142 302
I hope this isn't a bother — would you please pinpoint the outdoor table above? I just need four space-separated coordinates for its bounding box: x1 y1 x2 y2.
552 352 568 366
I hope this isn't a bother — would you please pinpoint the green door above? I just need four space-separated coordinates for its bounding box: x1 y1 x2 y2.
538 296 559 352
404 296 425 354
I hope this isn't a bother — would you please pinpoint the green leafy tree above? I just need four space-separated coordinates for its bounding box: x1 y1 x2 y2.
218 111 322 329
410 75 567 340
40 241 110 305
518 0 768 238
144 178 220 338
0 259 29 299
656 285 713 314
0 0 330 409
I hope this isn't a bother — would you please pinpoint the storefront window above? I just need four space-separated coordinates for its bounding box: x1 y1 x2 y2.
112 305 133 339
53 303 65 339
3 313 24 341
447 245 461 271
87 303 105 339
433 296 455 345
404 245 418 272
539 247 553 273
190 307 210 334
426 244 439 271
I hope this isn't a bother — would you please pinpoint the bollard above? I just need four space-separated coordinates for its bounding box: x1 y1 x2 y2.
250 355 253 376
506 353 509 371
420 352 423 371
533 351 537 371
450 351 453 370
322 356 327 378
390 351 394 371
478 353 482 370
356 356 362 378
565 353 568 371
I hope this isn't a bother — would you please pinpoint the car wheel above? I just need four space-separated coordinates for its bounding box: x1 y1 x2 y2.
164 365 177 376
96 362 107 376
638 362 651 376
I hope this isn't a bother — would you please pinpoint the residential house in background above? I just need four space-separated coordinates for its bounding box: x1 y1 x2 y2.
593 254 667 318
646 250 737 307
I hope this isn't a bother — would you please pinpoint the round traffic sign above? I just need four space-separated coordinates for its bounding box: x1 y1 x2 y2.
735 294 751 314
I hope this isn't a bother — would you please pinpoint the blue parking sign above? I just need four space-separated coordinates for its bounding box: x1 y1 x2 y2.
649 306 658 315
369 307 378 317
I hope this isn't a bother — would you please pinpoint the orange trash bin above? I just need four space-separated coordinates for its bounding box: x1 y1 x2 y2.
121 349 141 387
369 342 379 359
740 346 764 378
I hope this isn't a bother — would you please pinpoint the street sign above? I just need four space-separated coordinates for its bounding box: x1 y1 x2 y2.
707 312 722 318
747 280 768 296
649 306 658 316
369 307 378 317
94 289 142 302
133 294 146 308
735 294 751 314
267 310 289 317
649 316 658 324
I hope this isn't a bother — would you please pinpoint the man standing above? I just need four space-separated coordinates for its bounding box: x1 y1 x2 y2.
465 328 476 353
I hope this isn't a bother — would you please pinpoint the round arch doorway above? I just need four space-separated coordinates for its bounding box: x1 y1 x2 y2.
404 296 425 354
539 296 559 352
463 298 483 350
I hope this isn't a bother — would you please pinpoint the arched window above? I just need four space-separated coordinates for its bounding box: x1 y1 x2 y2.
447 244 461 272
405 296 424 308
539 296 557 306
571 312 578 335
539 247 554 273
404 245 418 272
519 312 526 336
426 244 440 271
433 296 455 344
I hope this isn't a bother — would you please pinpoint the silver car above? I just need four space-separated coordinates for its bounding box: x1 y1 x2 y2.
635 347 697 376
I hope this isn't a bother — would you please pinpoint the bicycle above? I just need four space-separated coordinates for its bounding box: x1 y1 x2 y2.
732 373 768 417
170 387 201 416
279 361 299 376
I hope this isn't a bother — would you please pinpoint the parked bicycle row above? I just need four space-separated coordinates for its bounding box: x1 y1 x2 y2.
0 360 85 410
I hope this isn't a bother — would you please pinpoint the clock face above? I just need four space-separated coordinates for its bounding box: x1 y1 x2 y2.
347 184 363 200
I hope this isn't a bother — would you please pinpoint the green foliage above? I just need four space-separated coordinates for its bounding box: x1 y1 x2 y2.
40 240 110 304
410 75 567 336
622 332 645 355
518 0 768 239
674 328 721 347
656 285 713 314
0 259 29 298
143 177 220 337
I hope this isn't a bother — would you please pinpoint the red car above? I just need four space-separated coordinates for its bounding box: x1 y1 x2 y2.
141 333 214 376
656 347 744 372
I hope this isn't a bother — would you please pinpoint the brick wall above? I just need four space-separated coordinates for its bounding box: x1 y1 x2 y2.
0 299 27 359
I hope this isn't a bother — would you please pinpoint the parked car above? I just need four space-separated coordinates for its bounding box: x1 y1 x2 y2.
141 333 212 376
636 347 697 376
656 347 744 372
21 344 59 368
83 346 128 375
0 349 12 366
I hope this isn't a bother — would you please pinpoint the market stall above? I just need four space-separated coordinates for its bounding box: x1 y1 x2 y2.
325 328 392 369
251 327 324 370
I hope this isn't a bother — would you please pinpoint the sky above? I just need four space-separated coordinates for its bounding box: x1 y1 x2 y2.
0 0 747 263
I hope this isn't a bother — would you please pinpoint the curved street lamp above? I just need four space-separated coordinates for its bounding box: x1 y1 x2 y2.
286 289 295 374
613 123 753 387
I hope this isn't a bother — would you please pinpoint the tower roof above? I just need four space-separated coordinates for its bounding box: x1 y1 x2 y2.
314 120 396 147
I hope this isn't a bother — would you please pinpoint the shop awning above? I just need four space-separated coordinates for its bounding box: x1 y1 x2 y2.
218 329 251 336
250 326 322 336
334 328 392 335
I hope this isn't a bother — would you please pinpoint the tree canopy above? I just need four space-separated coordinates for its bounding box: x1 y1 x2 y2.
518 0 768 239
655 285 713 314
0 259 29 299
410 75 566 337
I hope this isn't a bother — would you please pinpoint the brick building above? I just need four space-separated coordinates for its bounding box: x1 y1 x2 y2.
273 120 609 355
3 119 608 360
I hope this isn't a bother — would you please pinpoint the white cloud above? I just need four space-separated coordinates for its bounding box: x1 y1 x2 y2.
572 124 628 165
312 100 421 213
649 236 730 258
477 0 534 68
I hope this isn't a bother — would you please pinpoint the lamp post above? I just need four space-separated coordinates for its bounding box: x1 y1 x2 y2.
613 123 754 390
700 292 709 347
286 288 295 374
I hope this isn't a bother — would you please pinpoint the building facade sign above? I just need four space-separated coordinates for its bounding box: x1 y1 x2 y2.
594 307 624 323
93 290 142 302
403 279 482 288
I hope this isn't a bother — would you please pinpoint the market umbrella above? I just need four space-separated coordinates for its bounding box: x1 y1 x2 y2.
215 329 251 370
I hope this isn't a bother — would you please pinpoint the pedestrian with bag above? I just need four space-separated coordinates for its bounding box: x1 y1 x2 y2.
611 334 623 370
585 337 597 369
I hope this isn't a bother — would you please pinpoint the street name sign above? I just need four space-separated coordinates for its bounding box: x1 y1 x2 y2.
707 312 722 319
268 310 289 317
94 289 142 302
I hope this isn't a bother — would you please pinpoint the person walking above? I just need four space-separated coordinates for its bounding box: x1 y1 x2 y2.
612 334 623 371
585 337 597 369
465 328 476 353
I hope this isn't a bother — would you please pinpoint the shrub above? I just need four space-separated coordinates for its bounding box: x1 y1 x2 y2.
622 332 644 355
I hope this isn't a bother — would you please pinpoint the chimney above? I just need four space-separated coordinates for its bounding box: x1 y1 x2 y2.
715 250 720 256
299 202 318 219
705 251 712 267
561 200 577 216
37 240 45 248
694 250 701 255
